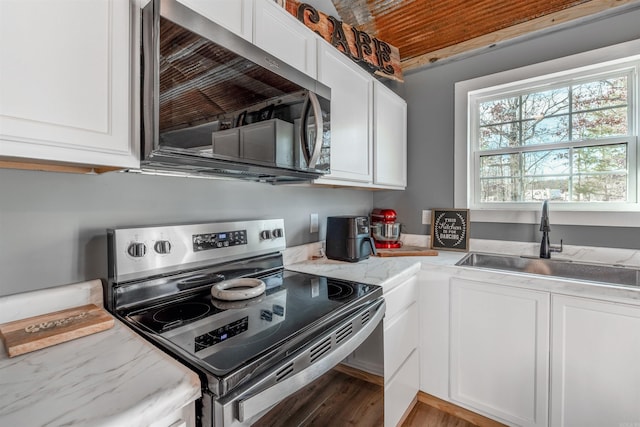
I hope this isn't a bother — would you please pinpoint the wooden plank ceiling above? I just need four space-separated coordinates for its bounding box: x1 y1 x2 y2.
325 0 638 71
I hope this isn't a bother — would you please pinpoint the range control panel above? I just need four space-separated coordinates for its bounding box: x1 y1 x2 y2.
193 229 247 252
109 219 286 282
194 316 249 352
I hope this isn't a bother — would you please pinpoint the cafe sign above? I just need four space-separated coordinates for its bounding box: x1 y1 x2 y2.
279 0 403 82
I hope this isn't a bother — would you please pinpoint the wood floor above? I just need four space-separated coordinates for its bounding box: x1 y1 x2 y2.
253 368 479 427
402 402 476 427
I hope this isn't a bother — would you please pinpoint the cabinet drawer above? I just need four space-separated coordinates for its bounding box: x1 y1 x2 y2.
384 276 417 321
385 349 419 427
384 302 418 378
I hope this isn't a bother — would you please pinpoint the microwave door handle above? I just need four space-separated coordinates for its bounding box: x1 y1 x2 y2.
300 92 323 169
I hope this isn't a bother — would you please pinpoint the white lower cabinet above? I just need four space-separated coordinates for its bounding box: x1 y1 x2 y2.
419 269 451 400
421 267 640 427
449 278 550 427
149 401 196 427
550 295 640 427
383 275 420 427
385 349 419 427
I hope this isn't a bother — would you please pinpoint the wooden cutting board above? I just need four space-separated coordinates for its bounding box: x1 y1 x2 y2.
0 304 114 358
375 246 439 257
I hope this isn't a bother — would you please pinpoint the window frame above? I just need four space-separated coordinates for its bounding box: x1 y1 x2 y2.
454 39 640 227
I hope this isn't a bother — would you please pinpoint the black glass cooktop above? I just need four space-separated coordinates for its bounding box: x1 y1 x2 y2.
125 270 380 375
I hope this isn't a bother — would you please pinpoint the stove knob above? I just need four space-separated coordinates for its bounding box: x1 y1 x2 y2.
260 230 272 240
272 228 284 238
154 240 172 254
127 242 147 258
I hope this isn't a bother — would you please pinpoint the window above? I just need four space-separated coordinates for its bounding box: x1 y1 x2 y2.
455 40 640 226
474 70 634 204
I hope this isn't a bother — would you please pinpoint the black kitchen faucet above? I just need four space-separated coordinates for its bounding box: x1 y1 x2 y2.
539 200 563 258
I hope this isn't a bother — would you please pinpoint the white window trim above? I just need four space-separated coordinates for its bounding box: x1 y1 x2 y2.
454 39 640 227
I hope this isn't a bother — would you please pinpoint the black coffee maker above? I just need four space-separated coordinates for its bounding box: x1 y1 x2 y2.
325 216 377 262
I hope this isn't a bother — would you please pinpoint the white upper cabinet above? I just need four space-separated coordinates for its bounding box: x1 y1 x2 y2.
253 0 317 78
315 41 373 184
373 81 407 188
0 0 137 170
177 0 253 40
313 44 407 189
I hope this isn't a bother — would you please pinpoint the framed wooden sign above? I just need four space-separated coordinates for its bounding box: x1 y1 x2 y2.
430 209 470 252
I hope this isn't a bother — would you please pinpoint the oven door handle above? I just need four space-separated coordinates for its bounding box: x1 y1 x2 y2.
239 299 384 422
215 298 385 426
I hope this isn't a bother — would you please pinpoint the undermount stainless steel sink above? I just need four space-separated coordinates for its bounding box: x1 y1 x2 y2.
456 252 640 288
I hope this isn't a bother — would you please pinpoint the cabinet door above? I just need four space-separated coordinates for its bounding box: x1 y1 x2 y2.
0 0 137 169
419 269 451 400
450 278 550 427
373 81 406 188
177 0 252 40
550 295 640 427
315 42 373 184
253 0 316 78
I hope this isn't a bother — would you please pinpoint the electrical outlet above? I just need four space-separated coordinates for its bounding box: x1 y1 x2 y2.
310 213 319 233
421 210 431 225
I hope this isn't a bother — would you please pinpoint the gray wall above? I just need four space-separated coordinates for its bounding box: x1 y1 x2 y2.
0 169 372 296
374 6 640 249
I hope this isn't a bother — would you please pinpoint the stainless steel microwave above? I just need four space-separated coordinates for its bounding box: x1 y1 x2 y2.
138 0 331 183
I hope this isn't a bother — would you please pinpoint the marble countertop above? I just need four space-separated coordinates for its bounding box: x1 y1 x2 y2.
0 280 201 427
286 254 422 292
284 238 640 305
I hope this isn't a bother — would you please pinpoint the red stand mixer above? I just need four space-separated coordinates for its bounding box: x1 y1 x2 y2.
371 209 402 249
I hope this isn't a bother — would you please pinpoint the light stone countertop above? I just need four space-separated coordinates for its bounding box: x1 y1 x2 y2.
286 255 422 292
0 280 201 427
284 237 640 305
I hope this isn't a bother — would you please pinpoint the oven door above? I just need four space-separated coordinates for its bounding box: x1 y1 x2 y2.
212 297 385 426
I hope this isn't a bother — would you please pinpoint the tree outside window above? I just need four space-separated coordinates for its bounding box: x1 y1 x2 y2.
475 72 631 203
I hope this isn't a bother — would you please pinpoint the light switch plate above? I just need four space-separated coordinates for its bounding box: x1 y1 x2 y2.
310 213 319 233
421 210 431 225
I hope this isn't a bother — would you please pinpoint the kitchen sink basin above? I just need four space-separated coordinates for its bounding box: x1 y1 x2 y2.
456 252 640 288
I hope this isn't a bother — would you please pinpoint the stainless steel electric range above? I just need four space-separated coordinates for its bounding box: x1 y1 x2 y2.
105 219 385 427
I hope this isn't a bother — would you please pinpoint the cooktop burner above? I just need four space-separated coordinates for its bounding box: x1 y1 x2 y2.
153 302 212 324
327 282 355 300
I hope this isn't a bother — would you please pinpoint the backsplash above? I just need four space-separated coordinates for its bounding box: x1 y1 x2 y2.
0 168 372 297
